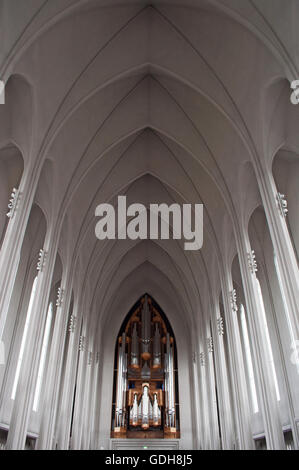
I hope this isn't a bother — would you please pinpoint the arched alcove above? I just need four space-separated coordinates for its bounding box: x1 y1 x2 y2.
111 293 180 440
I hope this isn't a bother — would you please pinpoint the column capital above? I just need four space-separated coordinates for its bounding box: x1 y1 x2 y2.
276 192 288 218
37 249 47 272
56 287 64 307
217 317 224 336
68 314 77 333
230 289 238 312
6 188 21 219
88 352 93 366
247 250 258 274
207 337 214 353
199 352 205 366
79 335 85 352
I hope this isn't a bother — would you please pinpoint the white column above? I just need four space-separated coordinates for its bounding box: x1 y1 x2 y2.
90 344 102 450
36 269 73 449
55 299 82 450
70 324 88 450
257 165 299 339
197 346 211 449
191 352 203 449
204 323 221 449
211 299 235 449
85 348 100 449
81 349 94 449
237 232 285 449
80 308 99 450
221 271 254 450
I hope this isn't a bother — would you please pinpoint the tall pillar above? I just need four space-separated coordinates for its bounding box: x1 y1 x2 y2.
204 321 221 449
71 324 88 450
80 308 99 450
81 347 94 449
5 229 58 449
211 298 235 449
36 269 73 450
55 299 82 450
221 270 255 450
85 347 100 449
257 165 299 339
197 342 211 449
191 351 203 449
237 231 285 449
90 342 102 450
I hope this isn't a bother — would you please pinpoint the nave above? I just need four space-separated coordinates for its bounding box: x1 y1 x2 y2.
0 0 298 450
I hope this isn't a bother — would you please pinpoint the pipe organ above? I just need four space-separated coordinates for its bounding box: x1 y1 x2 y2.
112 295 179 439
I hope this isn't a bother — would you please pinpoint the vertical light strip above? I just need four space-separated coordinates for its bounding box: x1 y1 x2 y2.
33 302 53 412
11 276 38 400
240 304 259 413
256 279 281 401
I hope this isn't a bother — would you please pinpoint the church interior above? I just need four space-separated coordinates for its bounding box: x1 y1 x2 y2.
0 0 298 450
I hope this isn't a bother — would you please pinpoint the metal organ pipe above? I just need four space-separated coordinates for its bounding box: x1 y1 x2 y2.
115 333 126 429
166 333 175 429
164 338 169 428
153 323 161 368
131 322 139 368
170 344 175 428
141 385 150 429
141 297 151 361
122 340 128 428
115 343 122 427
153 393 159 426
142 297 150 340
131 393 138 427
149 396 153 423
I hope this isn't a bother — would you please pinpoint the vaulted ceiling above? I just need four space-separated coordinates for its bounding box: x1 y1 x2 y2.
1 0 298 343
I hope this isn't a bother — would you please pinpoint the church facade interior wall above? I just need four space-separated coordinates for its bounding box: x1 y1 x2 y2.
0 0 298 450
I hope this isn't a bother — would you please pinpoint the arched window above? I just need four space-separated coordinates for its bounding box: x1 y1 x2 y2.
111 294 180 439
11 276 38 400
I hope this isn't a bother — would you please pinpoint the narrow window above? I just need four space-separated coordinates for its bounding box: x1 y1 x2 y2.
11 276 38 400
240 304 259 413
256 278 280 401
33 302 53 411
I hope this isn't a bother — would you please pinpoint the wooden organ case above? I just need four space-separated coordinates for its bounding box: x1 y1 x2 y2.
111 295 180 439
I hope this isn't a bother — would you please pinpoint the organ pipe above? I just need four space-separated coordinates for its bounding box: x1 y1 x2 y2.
153 323 161 368
115 333 126 429
141 296 151 361
131 323 139 368
165 333 175 429
153 393 159 426
141 385 150 429
131 393 138 426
